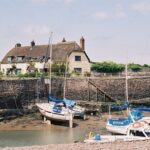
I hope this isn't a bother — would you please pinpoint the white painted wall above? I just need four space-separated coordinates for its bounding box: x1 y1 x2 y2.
0 52 91 76
68 51 91 75
1 62 45 75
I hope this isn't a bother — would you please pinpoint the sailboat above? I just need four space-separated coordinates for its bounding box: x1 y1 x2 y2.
36 33 74 128
48 56 86 119
106 62 150 134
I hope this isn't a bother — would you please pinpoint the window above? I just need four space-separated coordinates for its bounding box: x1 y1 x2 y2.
7 57 13 63
75 56 81 61
17 56 24 62
74 68 82 73
16 69 21 75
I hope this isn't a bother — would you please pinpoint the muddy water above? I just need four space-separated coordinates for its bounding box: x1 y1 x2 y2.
0 129 82 147
0 126 103 147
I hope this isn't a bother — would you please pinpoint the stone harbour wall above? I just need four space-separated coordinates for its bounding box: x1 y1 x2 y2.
0 77 150 109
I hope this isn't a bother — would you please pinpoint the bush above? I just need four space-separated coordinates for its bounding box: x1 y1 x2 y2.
17 73 24 78
128 63 142 72
143 64 150 68
84 71 91 77
0 71 3 76
91 61 125 73
71 70 81 76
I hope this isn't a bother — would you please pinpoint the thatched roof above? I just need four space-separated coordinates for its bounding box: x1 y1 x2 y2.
1 41 85 64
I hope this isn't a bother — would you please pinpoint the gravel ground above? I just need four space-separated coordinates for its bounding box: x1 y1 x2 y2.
1 140 150 150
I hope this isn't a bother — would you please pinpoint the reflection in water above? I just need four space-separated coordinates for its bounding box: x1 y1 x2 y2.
0 128 87 147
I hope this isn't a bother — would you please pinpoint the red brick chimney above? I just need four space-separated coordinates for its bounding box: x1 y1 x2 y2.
80 36 85 51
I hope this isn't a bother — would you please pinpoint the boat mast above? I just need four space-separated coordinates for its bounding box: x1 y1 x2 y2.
125 63 129 104
125 52 129 113
49 32 53 95
63 56 68 99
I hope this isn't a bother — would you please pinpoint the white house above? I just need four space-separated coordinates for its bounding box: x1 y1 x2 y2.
1 37 91 75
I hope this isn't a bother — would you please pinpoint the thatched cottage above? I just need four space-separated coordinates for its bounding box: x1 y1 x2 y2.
0 37 91 75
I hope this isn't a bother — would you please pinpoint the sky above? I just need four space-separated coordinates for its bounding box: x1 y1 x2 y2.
0 0 150 64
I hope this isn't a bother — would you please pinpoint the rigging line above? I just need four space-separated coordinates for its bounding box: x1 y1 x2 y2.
49 32 53 95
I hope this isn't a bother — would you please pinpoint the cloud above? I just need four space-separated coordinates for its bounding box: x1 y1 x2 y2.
31 0 75 5
132 2 150 14
92 4 126 20
115 4 127 18
64 0 74 5
92 11 109 20
21 24 50 38
55 0 75 5
31 0 49 3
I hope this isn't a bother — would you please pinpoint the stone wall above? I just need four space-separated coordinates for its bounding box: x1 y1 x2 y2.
65 77 150 101
0 77 150 109
0 79 46 109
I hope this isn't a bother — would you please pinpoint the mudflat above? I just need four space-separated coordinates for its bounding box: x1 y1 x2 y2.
0 111 150 150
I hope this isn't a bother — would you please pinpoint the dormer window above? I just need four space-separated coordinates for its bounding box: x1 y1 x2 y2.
17 56 24 62
7 56 14 63
75 56 81 61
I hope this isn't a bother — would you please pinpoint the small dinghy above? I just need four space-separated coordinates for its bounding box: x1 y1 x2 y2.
84 124 150 143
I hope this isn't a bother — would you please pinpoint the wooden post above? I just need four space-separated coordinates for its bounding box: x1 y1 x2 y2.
104 94 106 102
47 120 51 125
69 114 73 128
88 81 90 101
96 88 98 102
83 114 86 120
44 116 46 122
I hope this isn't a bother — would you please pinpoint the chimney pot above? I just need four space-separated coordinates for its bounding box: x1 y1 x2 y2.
31 40 35 47
62 37 66 42
15 43 21 48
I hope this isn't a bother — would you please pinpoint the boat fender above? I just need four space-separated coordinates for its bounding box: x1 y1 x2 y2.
95 134 101 141
88 132 93 139
132 122 141 128
140 121 148 126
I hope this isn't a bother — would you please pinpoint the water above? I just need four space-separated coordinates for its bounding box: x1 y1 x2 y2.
0 128 88 147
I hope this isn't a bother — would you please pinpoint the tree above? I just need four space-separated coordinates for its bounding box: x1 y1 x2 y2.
51 61 67 76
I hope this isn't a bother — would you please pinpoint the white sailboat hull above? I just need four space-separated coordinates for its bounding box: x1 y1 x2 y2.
106 124 129 135
140 117 150 124
106 119 150 135
39 102 85 118
36 103 74 122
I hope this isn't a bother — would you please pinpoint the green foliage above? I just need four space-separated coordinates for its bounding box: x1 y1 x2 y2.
51 61 67 76
91 61 125 73
17 71 43 78
0 71 3 76
84 71 91 77
143 64 150 68
17 73 24 78
0 71 3 79
128 63 142 72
